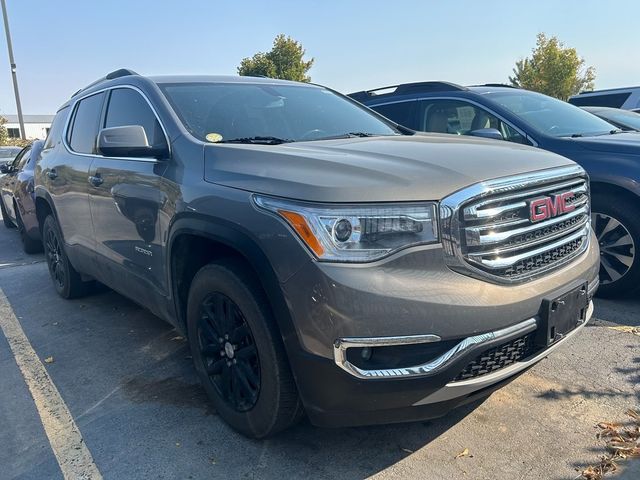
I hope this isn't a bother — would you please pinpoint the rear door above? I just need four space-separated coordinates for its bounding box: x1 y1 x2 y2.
88 87 171 303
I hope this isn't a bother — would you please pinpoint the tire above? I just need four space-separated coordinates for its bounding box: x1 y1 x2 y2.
42 215 91 299
187 260 303 438
0 198 15 229
16 207 42 254
591 193 640 297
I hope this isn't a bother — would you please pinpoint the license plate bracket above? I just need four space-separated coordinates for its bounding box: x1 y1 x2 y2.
536 282 589 347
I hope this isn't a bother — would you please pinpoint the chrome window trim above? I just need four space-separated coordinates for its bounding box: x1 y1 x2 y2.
62 84 171 163
333 317 537 379
369 96 537 147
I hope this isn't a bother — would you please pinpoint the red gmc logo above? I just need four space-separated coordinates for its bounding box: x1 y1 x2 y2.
529 192 576 222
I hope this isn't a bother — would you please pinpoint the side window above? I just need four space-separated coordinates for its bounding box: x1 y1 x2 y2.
11 148 29 170
569 92 631 108
68 92 106 154
372 102 418 129
417 99 532 145
104 88 166 148
15 148 31 170
43 107 70 151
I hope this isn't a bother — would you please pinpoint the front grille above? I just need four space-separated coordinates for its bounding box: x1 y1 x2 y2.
454 333 537 381
441 166 591 283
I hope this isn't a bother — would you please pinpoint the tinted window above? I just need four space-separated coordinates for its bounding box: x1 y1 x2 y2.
104 88 166 148
15 148 31 170
488 90 615 137
43 107 70 151
417 99 531 145
160 83 398 142
372 102 418 129
69 93 105 154
11 148 30 169
569 92 631 108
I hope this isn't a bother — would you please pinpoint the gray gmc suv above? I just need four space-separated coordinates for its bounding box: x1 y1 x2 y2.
35 70 600 438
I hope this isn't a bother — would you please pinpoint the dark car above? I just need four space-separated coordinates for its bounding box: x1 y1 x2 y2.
351 83 640 296
581 106 640 132
34 70 598 437
0 146 22 167
0 141 44 252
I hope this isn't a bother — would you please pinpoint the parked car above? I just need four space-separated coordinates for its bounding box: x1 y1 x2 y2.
350 82 639 296
35 69 599 438
0 146 22 168
569 86 640 110
0 141 43 253
581 106 640 132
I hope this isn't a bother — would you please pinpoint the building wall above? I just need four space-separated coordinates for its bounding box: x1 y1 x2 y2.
4 122 51 140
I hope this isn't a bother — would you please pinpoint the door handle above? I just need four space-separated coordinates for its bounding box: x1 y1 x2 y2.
47 169 58 180
89 174 104 187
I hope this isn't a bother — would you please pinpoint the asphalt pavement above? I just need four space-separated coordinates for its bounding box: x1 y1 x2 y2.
0 220 638 480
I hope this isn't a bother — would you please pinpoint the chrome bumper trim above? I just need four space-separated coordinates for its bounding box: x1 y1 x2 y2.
413 300 593 405
333 317 537 380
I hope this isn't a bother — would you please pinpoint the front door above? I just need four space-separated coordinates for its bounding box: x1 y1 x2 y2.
88 87 171 305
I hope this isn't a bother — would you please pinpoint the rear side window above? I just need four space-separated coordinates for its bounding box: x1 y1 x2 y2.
43 107 70 151
569 92 631 108
372 102 418 129
68 92 106 154
104 88 166 148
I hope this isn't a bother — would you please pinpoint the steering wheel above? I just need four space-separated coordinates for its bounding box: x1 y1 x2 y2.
299 129 328 141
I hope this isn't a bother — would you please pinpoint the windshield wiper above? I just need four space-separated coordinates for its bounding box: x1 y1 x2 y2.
219 136 293 145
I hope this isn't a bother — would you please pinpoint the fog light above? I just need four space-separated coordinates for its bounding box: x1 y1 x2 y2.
361 347 372 361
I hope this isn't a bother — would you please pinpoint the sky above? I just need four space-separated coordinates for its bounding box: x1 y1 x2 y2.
1 0 639 115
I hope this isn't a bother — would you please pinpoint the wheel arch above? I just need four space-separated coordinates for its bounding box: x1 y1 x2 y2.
167 215 297 346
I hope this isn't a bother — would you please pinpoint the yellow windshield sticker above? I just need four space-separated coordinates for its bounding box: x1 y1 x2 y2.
205 133 223 143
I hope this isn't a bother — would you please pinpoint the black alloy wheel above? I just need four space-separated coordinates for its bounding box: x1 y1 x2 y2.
45 222 66 291
197 293 261 412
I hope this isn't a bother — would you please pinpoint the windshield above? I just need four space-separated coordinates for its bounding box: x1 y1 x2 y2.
159 82 399 143
485 90 616 137
597 109 640 131
0 147 21 159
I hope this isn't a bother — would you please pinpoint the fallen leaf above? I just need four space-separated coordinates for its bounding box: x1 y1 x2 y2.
455 448 471 459
44 356 54 364
608 326 640 336
401 448 413 454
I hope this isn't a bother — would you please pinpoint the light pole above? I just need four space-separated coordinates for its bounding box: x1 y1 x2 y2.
1 0 25 140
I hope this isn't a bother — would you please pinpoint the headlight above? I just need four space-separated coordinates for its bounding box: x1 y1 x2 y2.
254 195 439 262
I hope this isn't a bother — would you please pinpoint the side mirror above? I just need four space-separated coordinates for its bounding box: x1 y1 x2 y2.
469 128 504 141
0 163 9 174
97 125 168 159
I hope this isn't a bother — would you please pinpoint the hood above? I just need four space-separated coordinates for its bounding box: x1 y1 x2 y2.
204 135 575 202
568 132 640 155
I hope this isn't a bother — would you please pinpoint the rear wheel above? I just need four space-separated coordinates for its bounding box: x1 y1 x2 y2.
187 261 303 438
591 193 639 297
42 215 91 299
0 198 15 229
16 207 42 254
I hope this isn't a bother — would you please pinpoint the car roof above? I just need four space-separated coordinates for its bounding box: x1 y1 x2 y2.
147 74 316 88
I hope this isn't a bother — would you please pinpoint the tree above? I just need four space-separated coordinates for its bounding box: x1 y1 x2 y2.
238 34 314 82
509 33 596 101
0 116 7 146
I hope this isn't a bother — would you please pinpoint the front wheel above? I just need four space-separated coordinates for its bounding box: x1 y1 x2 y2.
187 261 303 438
42 215 91 299
16 208 42 254
591 193 639 297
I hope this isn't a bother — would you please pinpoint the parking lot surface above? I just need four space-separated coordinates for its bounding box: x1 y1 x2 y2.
0 222 638 480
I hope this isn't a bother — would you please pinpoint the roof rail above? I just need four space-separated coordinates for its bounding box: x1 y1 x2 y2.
349 81 467 101
71 68 139 98
479 83 518 89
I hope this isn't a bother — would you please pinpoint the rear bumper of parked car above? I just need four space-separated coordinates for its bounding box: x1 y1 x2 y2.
280 233 600 428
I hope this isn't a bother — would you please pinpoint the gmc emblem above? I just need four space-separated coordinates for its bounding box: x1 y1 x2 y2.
529 192 575 222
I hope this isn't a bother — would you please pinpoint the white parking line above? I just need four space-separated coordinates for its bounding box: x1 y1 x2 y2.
0 289 102 480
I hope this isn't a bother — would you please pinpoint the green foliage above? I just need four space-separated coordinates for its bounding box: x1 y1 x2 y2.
509 33 596 101
238 34 314 82
0 116 8 146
